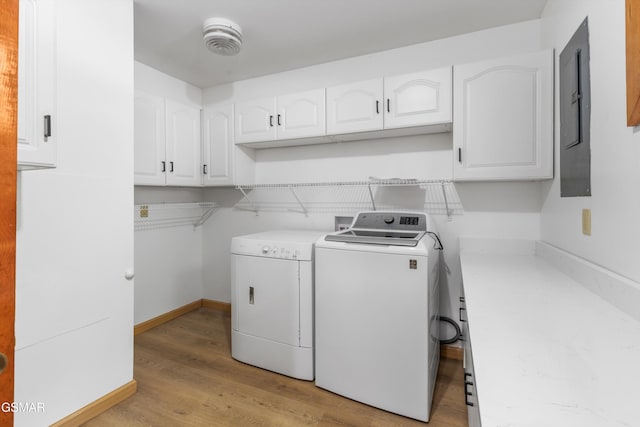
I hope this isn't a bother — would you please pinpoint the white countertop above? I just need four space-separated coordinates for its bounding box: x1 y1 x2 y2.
460 239 640 427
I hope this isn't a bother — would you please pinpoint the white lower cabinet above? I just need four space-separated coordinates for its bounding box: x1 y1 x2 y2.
17 0 57 170
202 103 234 186
461 293 481 426
453 50 553 181
134 90 201 186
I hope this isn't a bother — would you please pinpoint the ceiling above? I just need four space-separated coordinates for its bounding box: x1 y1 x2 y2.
134 0 548 89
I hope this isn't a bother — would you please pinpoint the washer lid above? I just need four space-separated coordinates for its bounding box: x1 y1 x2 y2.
324 229 425 247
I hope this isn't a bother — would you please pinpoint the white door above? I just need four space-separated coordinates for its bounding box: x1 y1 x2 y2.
17 0 56 169
165 99 201 186
383 67 452 129
202 103 234 186
134 90 166 185
233 255 300 347
235 97 276 143
326 78 383 134
453 50 553 181
276 89 326 140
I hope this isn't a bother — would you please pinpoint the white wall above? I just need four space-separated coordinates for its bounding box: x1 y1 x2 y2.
201 20 546 338
14 1 134 425
134 185 205 324
133 64 205 323
540 0 640 283
135 61 202 108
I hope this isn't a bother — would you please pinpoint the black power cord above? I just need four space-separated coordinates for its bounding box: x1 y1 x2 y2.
437 315 461 344
425 231 443 250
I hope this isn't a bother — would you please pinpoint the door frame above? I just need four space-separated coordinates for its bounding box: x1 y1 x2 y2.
0 0 19 425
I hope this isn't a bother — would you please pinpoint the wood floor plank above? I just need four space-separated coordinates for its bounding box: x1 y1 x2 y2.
84 308 468 426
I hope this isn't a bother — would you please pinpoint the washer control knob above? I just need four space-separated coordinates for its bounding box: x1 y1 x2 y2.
384 216 395 224
262 246 270 254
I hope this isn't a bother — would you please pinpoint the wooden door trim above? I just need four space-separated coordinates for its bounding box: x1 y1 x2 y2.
0 0 19 425
627 0 640 125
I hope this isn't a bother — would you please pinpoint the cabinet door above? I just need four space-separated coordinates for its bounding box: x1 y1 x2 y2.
276 89 326 140
234 97 276 143
17 0 56 169
453 50 553 181
134 90 166 185
326 78 383 134
165 100 201 186
383 67 452 129
202 103 234 186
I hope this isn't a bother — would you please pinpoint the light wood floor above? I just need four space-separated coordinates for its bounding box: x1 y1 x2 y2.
85 308 468 426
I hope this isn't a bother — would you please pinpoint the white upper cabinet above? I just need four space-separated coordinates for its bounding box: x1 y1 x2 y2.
17 0 56 170
235 89 325 145
277 89 326 140
326 68 452 136
134 91 165 185
134 92 201 186
235 97 277 144
326 78 384 134
165 99 201 186
202 103 234 186
383 68 452 129
453 50 554 181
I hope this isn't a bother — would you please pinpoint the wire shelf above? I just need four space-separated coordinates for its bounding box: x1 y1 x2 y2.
134 202 218 231
235 179 463 218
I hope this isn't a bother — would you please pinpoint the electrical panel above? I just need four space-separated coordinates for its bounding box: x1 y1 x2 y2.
560 18 591 197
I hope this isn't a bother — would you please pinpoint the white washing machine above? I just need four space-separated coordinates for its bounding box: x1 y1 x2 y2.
231 230 326 380
314 211 441 422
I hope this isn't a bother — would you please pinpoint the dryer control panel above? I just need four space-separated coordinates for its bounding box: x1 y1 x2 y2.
230 230 326 261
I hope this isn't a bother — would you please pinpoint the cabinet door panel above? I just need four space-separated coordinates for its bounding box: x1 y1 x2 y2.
165 100 201 186
202 103 234 186
453 50 553 181
384 67 452 129
134 91 166 185
327 79 383 134
17 0 56 169
277 89 326 140
235 97 276 143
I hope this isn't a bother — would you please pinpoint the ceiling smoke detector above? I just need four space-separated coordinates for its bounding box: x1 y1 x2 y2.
203 17 242 56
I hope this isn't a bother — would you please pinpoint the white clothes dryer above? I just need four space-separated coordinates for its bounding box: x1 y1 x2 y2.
231 230 326 380
314 211 441 422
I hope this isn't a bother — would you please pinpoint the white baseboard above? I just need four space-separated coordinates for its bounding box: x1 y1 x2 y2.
536 241 640 323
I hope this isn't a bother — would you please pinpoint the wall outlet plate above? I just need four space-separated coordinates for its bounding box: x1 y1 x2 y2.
334 216 353 231
582 208 591 236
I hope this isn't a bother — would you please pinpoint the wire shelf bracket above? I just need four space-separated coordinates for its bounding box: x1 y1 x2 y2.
289 186 309 216
134 202 218 231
